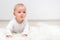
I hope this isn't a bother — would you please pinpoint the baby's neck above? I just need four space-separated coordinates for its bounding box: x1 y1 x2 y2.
15 18 23 24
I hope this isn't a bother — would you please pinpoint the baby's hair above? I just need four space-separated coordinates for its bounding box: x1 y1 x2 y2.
14 3 25 11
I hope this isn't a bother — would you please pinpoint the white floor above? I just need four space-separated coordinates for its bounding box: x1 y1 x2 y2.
0 22 60 40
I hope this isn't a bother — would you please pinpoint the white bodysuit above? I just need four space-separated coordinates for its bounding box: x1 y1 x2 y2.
6 18 30 35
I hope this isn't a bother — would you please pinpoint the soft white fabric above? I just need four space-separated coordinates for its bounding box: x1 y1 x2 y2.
5 18 30 35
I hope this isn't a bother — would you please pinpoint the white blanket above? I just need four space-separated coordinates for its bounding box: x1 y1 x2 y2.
0 23 60 40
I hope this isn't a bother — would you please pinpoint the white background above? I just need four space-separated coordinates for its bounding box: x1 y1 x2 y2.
0 0 60 20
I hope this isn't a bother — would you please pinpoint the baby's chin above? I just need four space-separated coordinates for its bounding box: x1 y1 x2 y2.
18 17 25 21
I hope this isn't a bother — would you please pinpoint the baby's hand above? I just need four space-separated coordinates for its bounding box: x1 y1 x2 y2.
21 34 27 37
6 35 12 38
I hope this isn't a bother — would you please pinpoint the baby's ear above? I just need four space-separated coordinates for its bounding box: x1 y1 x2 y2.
13 12 15 16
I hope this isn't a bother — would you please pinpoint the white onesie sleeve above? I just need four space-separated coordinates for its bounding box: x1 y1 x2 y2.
5 20 13 35
22 21 30 35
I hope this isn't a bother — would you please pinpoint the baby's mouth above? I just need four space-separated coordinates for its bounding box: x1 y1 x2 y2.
21 16 24 18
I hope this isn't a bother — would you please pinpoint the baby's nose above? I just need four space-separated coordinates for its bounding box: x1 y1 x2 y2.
21 12 24 14
19 13 24 16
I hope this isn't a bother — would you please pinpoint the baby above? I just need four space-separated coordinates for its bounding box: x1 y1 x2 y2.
5 3 30 38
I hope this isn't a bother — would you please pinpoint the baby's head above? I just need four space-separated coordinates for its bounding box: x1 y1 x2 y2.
13 3 26 23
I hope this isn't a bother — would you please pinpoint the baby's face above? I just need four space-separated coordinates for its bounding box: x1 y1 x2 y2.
14 5 26 21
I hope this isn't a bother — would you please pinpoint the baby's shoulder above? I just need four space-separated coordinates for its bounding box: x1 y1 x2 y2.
8 18 16 24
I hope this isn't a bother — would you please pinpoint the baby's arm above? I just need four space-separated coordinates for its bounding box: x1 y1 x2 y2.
21 21 30 37
5 21 13 38
6 28 12 38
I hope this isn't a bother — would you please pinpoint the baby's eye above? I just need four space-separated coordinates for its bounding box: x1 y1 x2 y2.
23 11 26 13
18 12 21 13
